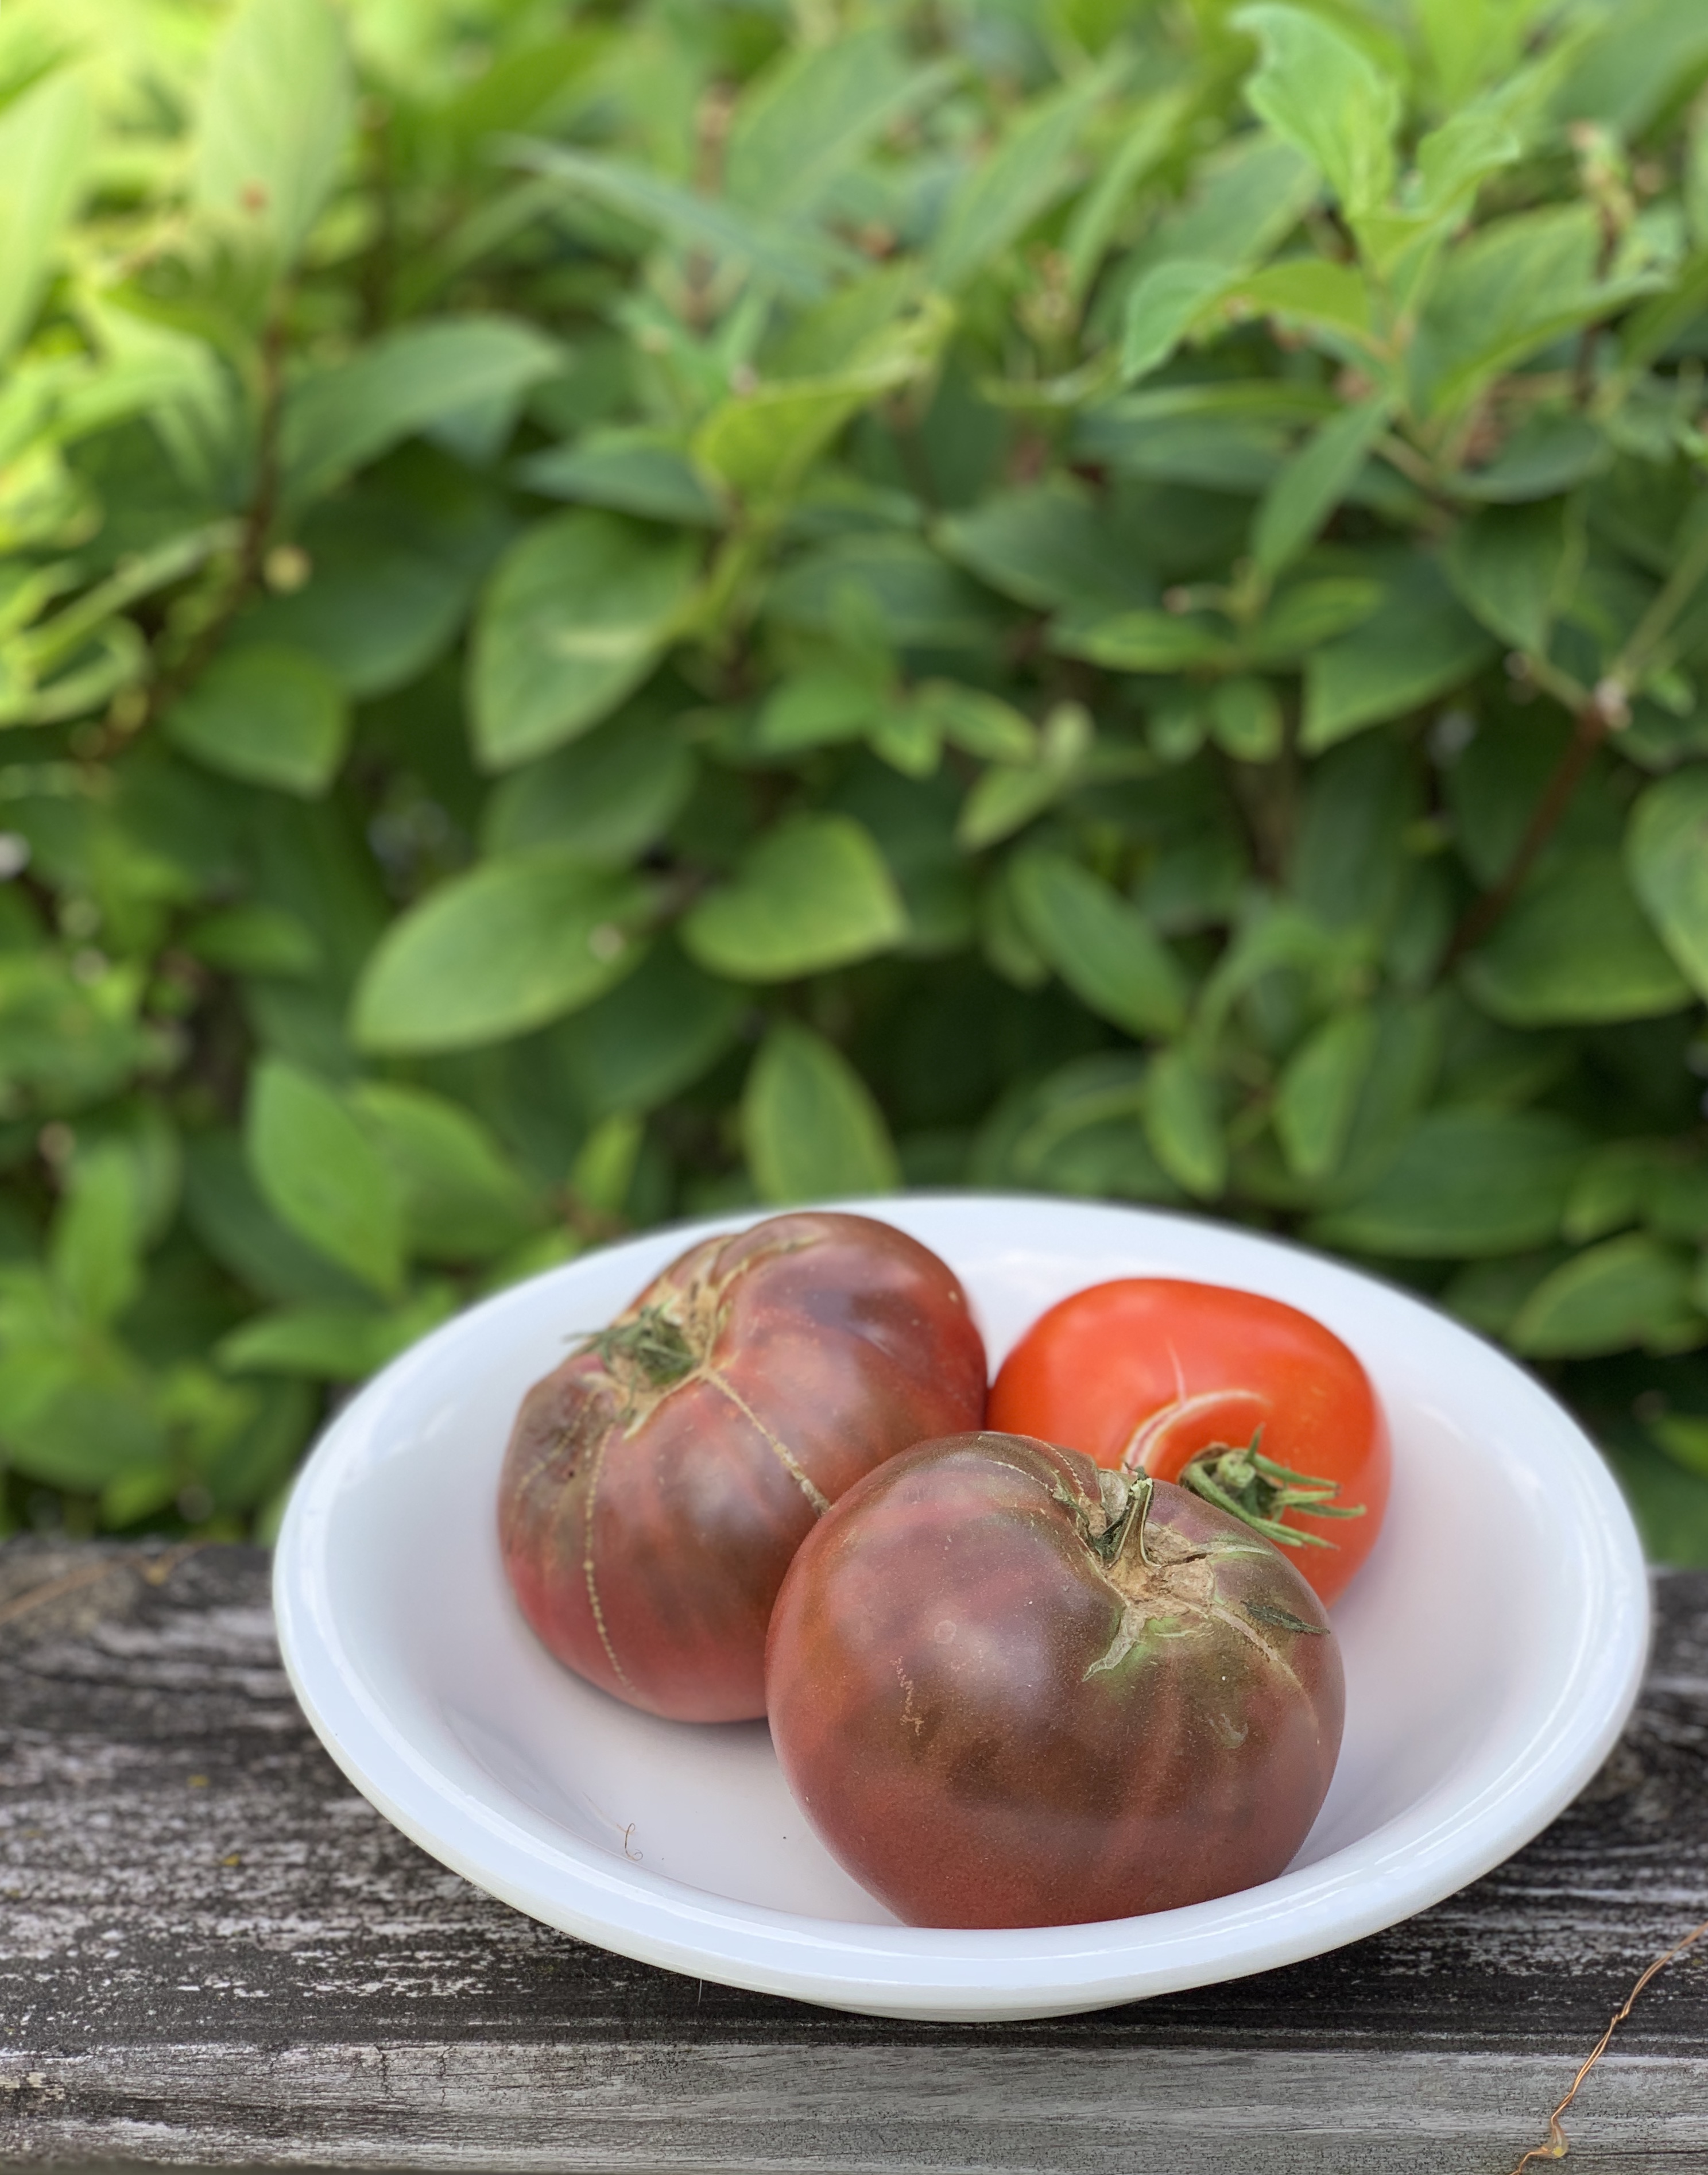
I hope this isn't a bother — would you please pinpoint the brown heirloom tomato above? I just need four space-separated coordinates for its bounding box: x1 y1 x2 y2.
765 1431 1343 1928
498 1213 986 1723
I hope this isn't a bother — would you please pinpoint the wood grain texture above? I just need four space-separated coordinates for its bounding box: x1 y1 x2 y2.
1 1541 1705 2171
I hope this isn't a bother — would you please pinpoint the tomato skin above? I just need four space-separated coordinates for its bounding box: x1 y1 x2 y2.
987 1280 1389 1607
498 1213 986 1724
765 1431 1344 1929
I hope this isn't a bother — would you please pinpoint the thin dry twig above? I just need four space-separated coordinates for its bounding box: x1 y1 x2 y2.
1509 1913 1708 2172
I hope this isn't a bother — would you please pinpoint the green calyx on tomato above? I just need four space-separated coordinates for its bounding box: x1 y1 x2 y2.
573 1302 698 1389
1179 1430 1368 1552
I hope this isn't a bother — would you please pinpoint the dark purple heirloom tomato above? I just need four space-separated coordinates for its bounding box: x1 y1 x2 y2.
765 1431 1344 1928
498 1213 987 1723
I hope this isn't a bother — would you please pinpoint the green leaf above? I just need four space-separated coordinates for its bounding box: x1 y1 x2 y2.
937 478 1152 613
246 1058 405 1298
917 682 1039 764
1052 608 1233 673
1451 412 1611 504
1628 768 1708 1002
517 428 725 526
1275 1007 1380 1182
163 645 350 798
508 139 847 300
1207 678 1284 763
1010 850 1187 1038
1563 1140 1661 1246
1409 207 1661 419
956 702 1093 850
1509 1235 1697 1359
1444 500 1579 655
1551 0 1708 138
1144 1047 1226 1199
726 30 951 218
481 710 695 863
743 1022 899 1203
555 938 744 1117
1463 849 1693 1026
694 306 947 505
469 510 699 772
348 1083 539 1263
1235 5 1400 219
218 1291 454 1380
1252 396 1391 576
0 70 93 367
0 1349 164 1491
1312 1109 1584 1258
1120 259 1229 384
681 814 908 982
49 1144 144 1329
1302 565 1495 752
931 69 1113 293
754 668 883 756
193 0 353 265
352 851 649 1055
282 316 563 505
1228 258 1375 343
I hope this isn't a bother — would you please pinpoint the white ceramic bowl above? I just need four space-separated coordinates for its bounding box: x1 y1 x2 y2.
273 1196 1649 2022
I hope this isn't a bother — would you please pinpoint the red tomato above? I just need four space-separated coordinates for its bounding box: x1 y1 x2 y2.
498 1212 987 1723
987 1279 1388 1607
766 1431 1344 1928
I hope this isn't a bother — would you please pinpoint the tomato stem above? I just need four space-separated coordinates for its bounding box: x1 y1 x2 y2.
573 1305 697 1387
1180 1432 1366 1552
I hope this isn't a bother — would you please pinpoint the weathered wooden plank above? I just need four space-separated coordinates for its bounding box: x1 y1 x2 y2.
1 1542 1706 2170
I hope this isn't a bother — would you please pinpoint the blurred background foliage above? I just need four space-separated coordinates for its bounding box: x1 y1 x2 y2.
3 0 1708 1555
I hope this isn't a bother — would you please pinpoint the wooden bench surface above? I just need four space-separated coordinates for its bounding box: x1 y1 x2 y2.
2 1540 1706 2173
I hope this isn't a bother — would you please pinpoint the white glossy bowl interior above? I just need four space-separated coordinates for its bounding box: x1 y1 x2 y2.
273 1196 1649 2021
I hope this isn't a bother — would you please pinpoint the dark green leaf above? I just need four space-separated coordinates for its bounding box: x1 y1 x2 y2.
517 428 725 526
931 69 1111 293
1011 850 1187 1038
469 510 699 771
1463 849 1693 1025
726 31 952 218
938 479 1153 612
555 938 744 1116
1144 1046 1226 1198
1275 1007 1379 1181
480 710 695 863
1445 500 1579 655
1510 1234 1697 1358
1252 396 1391 576
1628 767 1708 1001
351 851 650 1054
163 645 349 798
1303 564 1495 751
743 1021 899 1202
1312 1109 1584 1257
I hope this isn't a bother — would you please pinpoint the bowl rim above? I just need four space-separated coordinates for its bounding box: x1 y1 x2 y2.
272 1193 1651 2021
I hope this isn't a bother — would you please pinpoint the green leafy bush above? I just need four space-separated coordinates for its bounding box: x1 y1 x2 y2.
5 0 1708 1554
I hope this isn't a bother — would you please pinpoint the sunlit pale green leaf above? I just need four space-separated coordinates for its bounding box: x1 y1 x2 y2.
49 1144 144 1329
470 510 699 771
743 1021 899 1203
193 0 353 264
0 70 92 368
1235 5 1400 218
681 814 908 981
